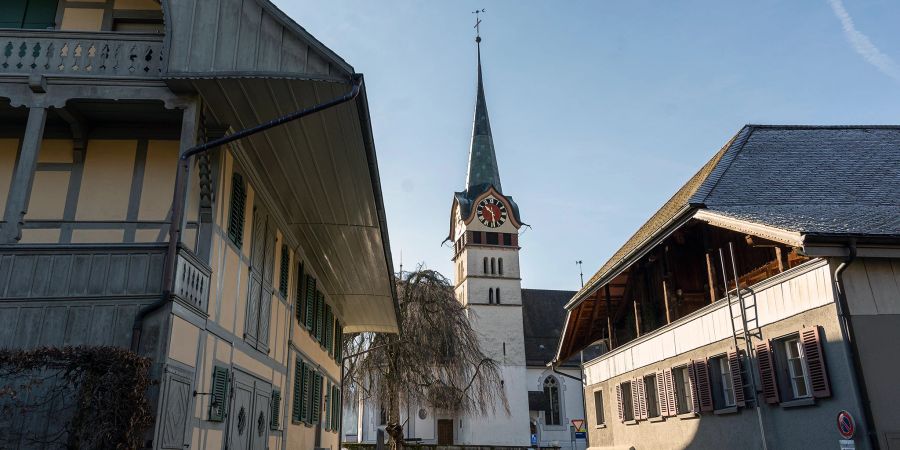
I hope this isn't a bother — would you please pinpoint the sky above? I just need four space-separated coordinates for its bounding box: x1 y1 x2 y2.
275 0 900 291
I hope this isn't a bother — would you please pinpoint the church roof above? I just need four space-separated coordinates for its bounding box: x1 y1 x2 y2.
465 38 503 194
522 288 601 367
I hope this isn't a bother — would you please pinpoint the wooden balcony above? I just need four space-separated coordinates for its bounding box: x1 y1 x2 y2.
0 29 163 79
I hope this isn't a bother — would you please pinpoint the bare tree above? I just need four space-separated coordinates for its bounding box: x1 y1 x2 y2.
343 266 508 449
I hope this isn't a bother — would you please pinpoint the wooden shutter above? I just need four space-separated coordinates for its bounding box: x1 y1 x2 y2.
334 321 343 363
686 363 700 413
316 292 325 342
332 385 341 431
295 263 305 323
292 359 303 422
209 366 229 422
801 326 831 398
270 389 281 430
693 359 714 412
324 304 333 354
637 377 648 420
227 173 246 248
279 245 290 298
615 383 624 422
728 349 746 407
324 381 331 431
656 370 669 417
756 341 780 404
664 368 677 417
305 276 316 330
300 361 310 422
23 0 58 29
311 372 322 423
630 379 641 420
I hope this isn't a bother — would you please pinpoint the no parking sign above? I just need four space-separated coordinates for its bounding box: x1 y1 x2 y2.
837 410 855 439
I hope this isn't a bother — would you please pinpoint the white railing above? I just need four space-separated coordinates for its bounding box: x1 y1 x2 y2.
583 259 834 384
0 30 163 78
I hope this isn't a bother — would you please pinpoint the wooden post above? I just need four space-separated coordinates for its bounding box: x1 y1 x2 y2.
705 252 717 303
633 299 642 337
605 284 614 349
775 246 789 273
2 106 47 243
662 279 672 324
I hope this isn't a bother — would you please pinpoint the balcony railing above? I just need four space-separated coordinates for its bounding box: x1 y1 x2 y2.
0 30 163 78
0 243 209 314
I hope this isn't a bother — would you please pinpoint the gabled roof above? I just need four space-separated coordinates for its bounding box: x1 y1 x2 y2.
569 125 900 309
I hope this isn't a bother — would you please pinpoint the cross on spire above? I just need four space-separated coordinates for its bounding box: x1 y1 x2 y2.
472 8 485 42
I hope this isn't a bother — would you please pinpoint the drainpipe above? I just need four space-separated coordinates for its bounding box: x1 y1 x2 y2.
130 76 363 353
833 241 879 449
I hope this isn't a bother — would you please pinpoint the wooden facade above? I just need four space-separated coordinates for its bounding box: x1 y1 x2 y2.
0 1 398 449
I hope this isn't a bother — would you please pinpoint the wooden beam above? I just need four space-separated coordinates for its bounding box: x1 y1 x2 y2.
775 246 788 272
605 284 614 349
662 279 672 324
705 251 717 304
633 299 642 337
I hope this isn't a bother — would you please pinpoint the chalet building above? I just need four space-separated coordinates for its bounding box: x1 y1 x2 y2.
552 125 900 450
0 1 398 449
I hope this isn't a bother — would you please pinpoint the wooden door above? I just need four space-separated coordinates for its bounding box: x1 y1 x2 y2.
228 371 272 450
437 419 453 445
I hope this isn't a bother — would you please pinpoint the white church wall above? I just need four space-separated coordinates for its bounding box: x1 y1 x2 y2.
465 246 521 279
457 364 532 446
527 366 588 450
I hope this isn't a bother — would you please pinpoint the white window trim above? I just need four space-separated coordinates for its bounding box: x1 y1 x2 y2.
784 338 812 399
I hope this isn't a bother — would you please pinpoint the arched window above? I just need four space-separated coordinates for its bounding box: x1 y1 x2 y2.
483 257 488 274
498 258 504 275
491 257 496 275
495 288 501 304
543 376 561 425
488 288 494 304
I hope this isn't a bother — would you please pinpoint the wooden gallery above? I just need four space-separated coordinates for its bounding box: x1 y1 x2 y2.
0 1 398 450
553 125 900 450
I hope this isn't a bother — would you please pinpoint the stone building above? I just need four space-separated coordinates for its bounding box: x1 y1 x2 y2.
552 125 900 449
0 1 398 449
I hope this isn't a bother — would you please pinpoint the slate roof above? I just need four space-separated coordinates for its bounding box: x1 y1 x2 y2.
569 125 900 308
466 41 503 194
522 288 601 367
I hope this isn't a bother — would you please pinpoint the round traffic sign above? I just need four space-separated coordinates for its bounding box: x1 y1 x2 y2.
837 410 855 439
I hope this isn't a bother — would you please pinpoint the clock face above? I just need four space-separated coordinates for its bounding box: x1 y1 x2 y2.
476 197 507 228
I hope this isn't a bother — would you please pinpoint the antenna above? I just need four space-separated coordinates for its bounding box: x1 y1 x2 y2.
576 260 584 287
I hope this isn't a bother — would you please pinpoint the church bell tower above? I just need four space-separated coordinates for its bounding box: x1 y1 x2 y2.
446 22 531 446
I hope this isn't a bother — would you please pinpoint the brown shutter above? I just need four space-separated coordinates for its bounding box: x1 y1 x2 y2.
756 341 781 404
664 368 677 417
656 370 669 417
637 377 648 420
728 349 746 407
616 383 624 422
630 380 640 420
686 363 700 413
693 359 714 412
801 326 831 398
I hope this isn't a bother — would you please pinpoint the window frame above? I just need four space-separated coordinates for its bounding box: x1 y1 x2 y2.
783 337 812 400
620 380 635 421
594 389 605 426
543 376 562 426
643 374 660 418
672 366 692 415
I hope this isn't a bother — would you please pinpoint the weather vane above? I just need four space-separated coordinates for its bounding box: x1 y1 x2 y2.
472 8 485 41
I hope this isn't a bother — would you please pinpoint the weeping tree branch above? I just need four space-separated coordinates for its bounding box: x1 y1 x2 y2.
343 265 508 449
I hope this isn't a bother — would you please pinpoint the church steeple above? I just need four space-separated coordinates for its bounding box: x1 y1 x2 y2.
465 28 503 194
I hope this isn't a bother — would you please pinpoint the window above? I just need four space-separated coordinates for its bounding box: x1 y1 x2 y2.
315 291 325 342
490 257 496 274
673 366 692 414
498 258 504 275
472 232 483 244
278 245 290 298
488 288 494 304
245 208 275 352
503 233 513 246
483 257 488 274
784 337 811 399
291 358 307 423
227 173 247 248
295 263 305 324
709 355 736 408
543 376 561 425
486 232 498 245
0 0 58 29
594 390 605 426
644 374 660 418
495 288 501 304
619 381 634 421
330 385 341 432
304 275 316 331
311 371 323 424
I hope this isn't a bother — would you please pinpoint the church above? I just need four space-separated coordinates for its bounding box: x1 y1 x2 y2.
342 26 598 450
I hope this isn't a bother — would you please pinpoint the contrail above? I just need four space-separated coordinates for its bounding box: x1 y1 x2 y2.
828 0 900 82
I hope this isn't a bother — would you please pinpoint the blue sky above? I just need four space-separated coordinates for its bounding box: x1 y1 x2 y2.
276 0 900 291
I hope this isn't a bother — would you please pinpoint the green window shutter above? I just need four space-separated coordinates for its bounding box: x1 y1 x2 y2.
324 305 333 355
305 276 316 331
316 292 325 343
331 385 341 432
291 359 303 422
300 361 310 423
23 0 58 29
270 389 281 430
295 263 305 324
334 321 343 363
278 245 289 298
324 381 331 431
227 173 247 248
0 0 27 28
311 372 322 424
209 366 229 422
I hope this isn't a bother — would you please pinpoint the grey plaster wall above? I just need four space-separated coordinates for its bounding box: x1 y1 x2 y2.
584 304 868 450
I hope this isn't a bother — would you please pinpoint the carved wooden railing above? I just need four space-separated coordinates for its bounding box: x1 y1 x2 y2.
173 245 211 313
0 30 163 78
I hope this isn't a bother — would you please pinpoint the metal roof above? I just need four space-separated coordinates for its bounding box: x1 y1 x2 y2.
465 38 503 195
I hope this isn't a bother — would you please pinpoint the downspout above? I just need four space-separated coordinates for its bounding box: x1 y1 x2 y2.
833 241 879 449
130 76 364 352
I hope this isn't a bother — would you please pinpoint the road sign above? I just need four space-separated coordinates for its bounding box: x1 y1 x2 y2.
571 419 586 432
837 410 855 439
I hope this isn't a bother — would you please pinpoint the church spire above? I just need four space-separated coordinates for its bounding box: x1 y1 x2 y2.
466 13 502 194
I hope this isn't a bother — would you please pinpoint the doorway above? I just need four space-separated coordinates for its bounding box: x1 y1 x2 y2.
227 370 273 450
437 419 453 445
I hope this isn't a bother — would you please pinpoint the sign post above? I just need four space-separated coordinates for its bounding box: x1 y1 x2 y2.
572 419 587 440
